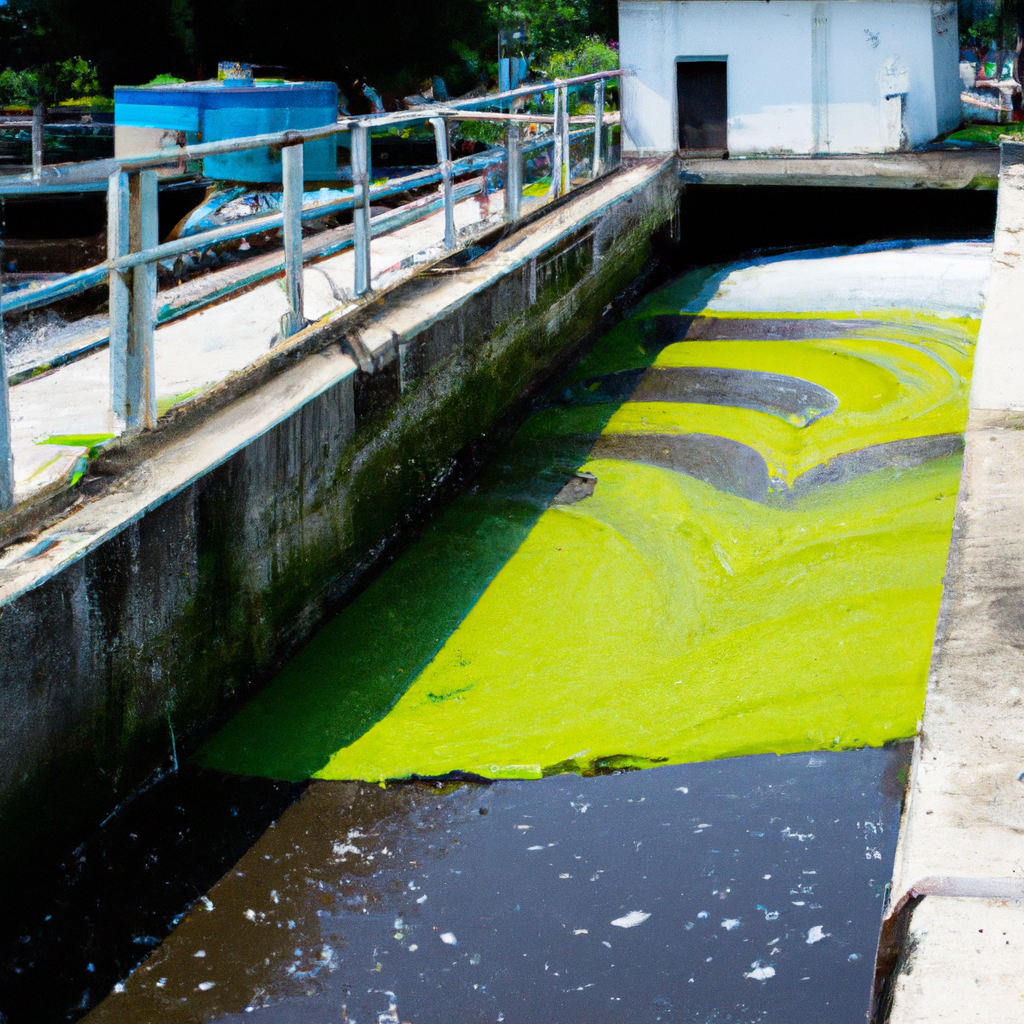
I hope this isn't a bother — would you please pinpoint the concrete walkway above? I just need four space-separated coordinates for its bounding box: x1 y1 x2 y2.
0 159 669 605
884 143 1024 1022
678 150 1000 190
6 184 507 501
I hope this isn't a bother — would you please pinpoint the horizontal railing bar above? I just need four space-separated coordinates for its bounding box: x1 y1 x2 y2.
443 111 619 124
2 123 599 315
0 264 109 315
0 70 623 192
6 178 488 386
442 69 623 111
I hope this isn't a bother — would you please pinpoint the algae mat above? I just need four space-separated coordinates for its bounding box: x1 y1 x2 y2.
196 242 989 783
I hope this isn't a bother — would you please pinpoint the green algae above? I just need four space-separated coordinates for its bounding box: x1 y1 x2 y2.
38 433 115 450
313 454 960 781
196 261 977 784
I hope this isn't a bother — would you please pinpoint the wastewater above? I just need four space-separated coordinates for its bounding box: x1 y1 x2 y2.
0 199 993 1023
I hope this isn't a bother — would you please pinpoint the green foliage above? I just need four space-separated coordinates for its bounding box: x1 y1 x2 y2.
146 73 186 85
545 36 618 79
58 94 113 109
959 1 1019 47
453 119 505 146
44 55 99 100
489 0 615 65
0 67 37 107
0 56 99 106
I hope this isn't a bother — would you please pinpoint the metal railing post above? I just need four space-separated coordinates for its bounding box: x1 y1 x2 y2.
430 117 456 250
128 169 158 429
0 314 13 509
549 83 563 199
593 79 605 179
31 105 44 179
558 83 571 196
107 169 130 433
505 121 521 224
352 123 371 296
281 140 305 337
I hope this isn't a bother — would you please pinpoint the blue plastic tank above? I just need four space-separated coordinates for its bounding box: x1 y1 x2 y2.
114 79 339 183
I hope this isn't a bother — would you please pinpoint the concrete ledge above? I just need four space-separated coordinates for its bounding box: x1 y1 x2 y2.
887 896 1024 1021
879 413 1024 1019
677 150 1000 190
0 158 679 882
888 418 1024 910
971 142 1024 410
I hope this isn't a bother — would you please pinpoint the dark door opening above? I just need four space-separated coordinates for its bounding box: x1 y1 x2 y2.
677 60 728 154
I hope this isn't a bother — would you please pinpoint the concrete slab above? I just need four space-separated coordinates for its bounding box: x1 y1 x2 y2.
888 415 1024 904
890 412 1024 900
971 142 1024 410
677 150 999 190
882 415 1024 1018
887 896 1024 1022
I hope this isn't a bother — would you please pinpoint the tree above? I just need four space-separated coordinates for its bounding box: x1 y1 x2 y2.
489 0 617 69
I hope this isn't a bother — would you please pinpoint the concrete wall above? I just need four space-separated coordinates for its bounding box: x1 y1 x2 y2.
0 162 678 884
619 0 961 156
971 142 1024 410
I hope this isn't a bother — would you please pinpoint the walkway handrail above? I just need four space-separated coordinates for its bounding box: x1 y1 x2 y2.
0 70 623 193
0 69 623 511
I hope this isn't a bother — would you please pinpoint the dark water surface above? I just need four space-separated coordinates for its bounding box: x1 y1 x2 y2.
81 746 906 1024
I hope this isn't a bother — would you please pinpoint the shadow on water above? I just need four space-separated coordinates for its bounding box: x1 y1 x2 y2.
79 746 910 1024
675 184 996 266
0 771 304 1024
190 305 702 783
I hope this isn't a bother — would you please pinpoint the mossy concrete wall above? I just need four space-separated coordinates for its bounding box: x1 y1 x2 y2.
0 160 678 882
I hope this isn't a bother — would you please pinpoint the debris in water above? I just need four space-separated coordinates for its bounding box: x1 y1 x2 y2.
440 932 458 945
721 918 740 931
611 911 650 929
806 925 831 944
551 472 597 505
744 961 776 981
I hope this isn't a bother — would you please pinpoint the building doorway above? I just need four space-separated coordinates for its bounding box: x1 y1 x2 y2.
677 59 728 154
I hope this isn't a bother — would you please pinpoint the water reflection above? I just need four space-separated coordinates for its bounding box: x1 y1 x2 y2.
86 745 907 1024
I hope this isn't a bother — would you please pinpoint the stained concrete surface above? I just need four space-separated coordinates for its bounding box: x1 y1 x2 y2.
887 896 1024 1021
885 413 1024 1022
881 140 1024 1022
678 151 1000 190
970 142 1024 410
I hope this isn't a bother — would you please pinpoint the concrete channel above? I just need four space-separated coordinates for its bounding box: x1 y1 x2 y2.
1 146 1022 1023
0 157 679 899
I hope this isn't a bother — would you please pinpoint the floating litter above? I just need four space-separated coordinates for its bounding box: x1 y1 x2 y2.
611 911 650 928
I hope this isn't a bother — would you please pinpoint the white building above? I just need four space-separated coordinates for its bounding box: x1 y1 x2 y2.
618 0 961 156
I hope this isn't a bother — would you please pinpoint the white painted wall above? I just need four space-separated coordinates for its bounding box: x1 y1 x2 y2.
619 0 961 156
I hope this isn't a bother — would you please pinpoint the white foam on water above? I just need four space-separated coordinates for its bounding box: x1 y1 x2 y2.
701 241 992 319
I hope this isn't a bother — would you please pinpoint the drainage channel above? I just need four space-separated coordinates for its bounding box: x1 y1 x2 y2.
0 193 995 1023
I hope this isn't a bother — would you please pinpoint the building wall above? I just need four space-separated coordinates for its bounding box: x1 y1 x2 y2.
619 0 961 156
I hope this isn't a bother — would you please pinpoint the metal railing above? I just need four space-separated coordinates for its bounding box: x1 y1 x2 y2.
0 70 622 510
